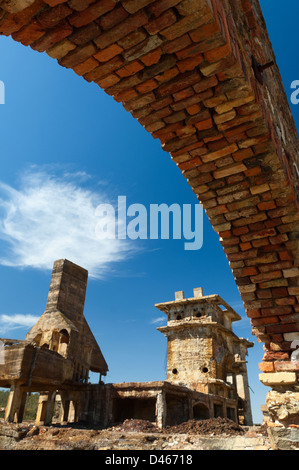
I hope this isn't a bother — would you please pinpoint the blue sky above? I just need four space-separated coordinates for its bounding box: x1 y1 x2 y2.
0 1 298 424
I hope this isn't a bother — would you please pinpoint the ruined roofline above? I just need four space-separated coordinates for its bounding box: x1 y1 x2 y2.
155 293 241 322
156 319 254 348
0 338 27 345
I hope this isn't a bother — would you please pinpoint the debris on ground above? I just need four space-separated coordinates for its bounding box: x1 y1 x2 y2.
165 417 245 436
108 419 161 433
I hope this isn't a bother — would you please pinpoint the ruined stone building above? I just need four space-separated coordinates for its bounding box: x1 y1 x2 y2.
0 259 253 428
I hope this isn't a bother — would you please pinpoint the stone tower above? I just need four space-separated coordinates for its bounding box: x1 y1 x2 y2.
156 288 254 425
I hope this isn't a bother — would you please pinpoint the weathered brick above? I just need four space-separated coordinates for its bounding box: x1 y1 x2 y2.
122 0 153 14
144 8 177 35
68 22 100 46
72 56 99 75
0 0 44 35
68 0 95 12
31 20 73 52
149 0 181 17
118 29 147 50
94 43 123 62
37 4 71 28
59 42 97 68
162 33 192 54
160 9 213 41
83 55 124 81
69 0 117 28
94 10 148 49
44 0 68 5
123 35 163 62
47 38 76 59
259 362 274 372
98 5 128 30
11 19 44 46
116 60 144 78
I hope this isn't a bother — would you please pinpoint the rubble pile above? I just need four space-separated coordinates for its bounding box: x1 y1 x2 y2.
165 417 245 436
109 419 161 433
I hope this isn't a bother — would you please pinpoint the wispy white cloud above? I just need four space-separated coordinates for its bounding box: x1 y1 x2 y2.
150 316 166 325
0 167 134 279
0 314 39 335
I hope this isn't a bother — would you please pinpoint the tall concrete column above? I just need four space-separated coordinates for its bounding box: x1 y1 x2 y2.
155 390 166 429
236 367 253 426
4 385 27 423
36 392 56 426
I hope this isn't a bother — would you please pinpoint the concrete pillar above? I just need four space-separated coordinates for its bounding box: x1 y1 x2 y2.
236 368 253 425
60 399 70 424
155 391 166 429
36 392 56 426
68 400 79 423
4 386 27 423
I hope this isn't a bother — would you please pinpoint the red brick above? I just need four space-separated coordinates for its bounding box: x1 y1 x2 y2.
68 0 96 11
145 9 177 35
58 42 97 68
96 73 120 88
263 351 289 361
83 55 124 81
31 20 73 52
68 22 100 45
94 10 148 49
94 44 123 62
37 4 72 28
72 57 99 75
204 43 232 63
98 5 129 30
122 0 153 14
136 78 158 94
271 287 289 298
195 118 213 131
69 0 118 28
266 323 297 334
162 33 192 54
275 297 296 306
261 306 293 317
116 61 144 78
11 19 44 46
279 250 293 261
0 0 44 35
118 29 147 50
189 20 221 43
160 9 213 41
149 0 181 17
44 0 68 5
251 316 279 326
177 53 204 73
259 362 274 372
140 48 162 66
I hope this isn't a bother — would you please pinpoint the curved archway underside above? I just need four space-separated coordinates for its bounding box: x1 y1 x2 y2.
1 0 298 425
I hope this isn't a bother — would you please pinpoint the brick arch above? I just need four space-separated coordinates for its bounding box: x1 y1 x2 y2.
1 0 298 426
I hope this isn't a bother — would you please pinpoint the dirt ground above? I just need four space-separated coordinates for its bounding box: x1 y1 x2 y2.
110 417 252 436
0 418 271 450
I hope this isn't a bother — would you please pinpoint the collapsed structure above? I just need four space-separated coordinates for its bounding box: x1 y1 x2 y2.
0 259 253 428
